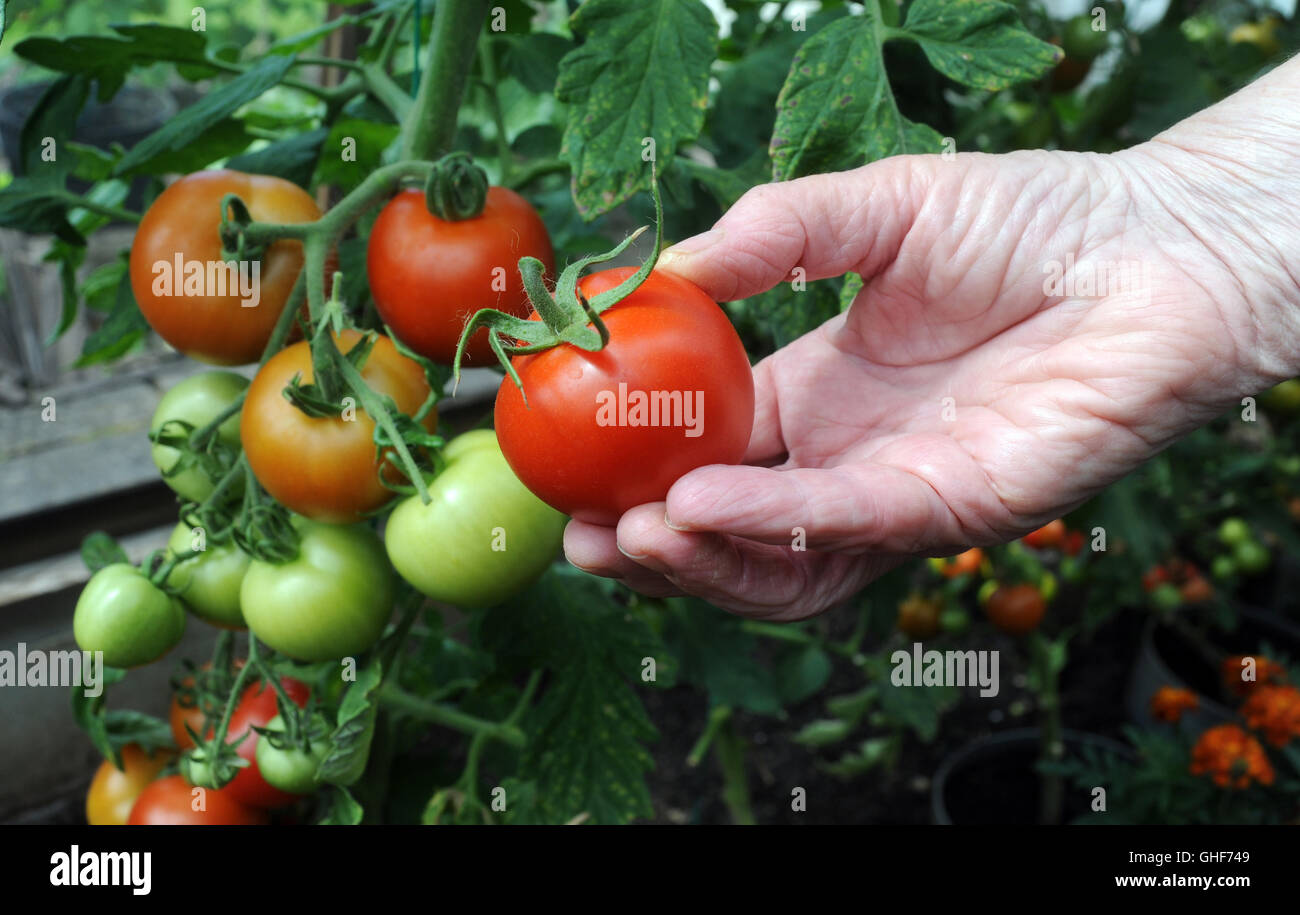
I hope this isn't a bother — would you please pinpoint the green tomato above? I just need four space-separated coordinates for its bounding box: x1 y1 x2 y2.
74 563 186 668
1217 517 1251 547
165 522 250 629
1062 14 1108 59
939 608 971 634
150 371 249 503
1211 555 1237 581
254 714 331 794
240 520 394 661
1150 583 1183 611
1233 540 1271 575
385 429 567 608
1260 379 1300 414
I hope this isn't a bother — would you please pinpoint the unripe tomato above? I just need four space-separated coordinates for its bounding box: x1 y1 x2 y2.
1210 555 1237 581
1230 19 1281 58
1233 540 1271 575
984 583 1046 635
1150 582 1183 611
164 522 250 628
368 187 555 365
254 713 332 794
127 775 268 825
386 429 566 607
1217 517 1251 547
1062 14 1108 60
86 745 171 825
150 371 249 503
896 594 942 639
241 330 436 522
74 564 186 668
129 170 322 365
240 520 395 661
222 679 311 808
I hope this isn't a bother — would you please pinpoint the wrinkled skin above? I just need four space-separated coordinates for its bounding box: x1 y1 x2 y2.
566 58 1300 620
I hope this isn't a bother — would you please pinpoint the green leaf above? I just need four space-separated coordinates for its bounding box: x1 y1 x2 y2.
898 0 1060 91
662 598 782 715
80 531 128 572
113 54 294 176
317 785 365 825
556 0 718 218
479 568 659 824
14 24 209 101
774 643 832 705
20 75 90 178
792 718 852 747
68 143 117 182
673 157 756 211
70 667 128 766
840 272 864 311
76 269 149 366
770 15 945 181
502 32 572 94
0 1 7 50
314 116 401 194
0 178 79 243
318 662 381 787
727 277 842 352
81 260 128 314
227 128 329 189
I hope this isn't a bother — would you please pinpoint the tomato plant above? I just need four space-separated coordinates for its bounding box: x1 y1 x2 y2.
368 187 555 365
240 521 394 661
129 170 322 366
164 523 250 629
85 745 171 826
220 679 312 808
127 775 268 826
150 371 249 503
241 330 436 522
493 268 755 526
74 564 186 669
386 429 566 607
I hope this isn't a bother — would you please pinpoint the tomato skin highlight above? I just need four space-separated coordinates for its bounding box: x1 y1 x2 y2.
240 520 395 662
241 330 436 522
150 371 249 503
494 268 755 525
127 774 268 825
86 745 172 825
386 429 566 607
254 713 331 795
129 170 322 365
368 186 555 365
74 564 187 669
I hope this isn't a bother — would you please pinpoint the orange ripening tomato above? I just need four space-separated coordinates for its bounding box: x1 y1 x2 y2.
368 187 555 365
129 170 322 365
985 583 1046 635
241 330 436 522
86 745 172 825
1022 520 1066 550
940 548 984 578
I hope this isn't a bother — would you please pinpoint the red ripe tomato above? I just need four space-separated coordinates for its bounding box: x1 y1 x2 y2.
127 775 268 825
368 187 555 365
222 678 311 809
985 583 1046 635
1022 520 1066 550
494 268 755 525
129 170 322 365
241 330 436 522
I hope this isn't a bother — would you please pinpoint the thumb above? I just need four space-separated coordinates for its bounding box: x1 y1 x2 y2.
656 156 935 303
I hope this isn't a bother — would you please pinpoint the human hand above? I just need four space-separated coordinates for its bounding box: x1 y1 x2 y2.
565 59 1300 620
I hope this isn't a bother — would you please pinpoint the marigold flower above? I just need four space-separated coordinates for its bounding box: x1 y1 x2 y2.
1189 724 1275 789
1242 685 1300 747
1150 686 1199 723
1221 655 1287 697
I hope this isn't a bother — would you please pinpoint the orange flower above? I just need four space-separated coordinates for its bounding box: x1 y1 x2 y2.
1190 724 1275 789
1221 655 1287 697
1242 685 1300 747
1150 686 1199 723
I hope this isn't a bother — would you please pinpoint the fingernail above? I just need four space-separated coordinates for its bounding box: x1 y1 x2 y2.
664 512 691 532
661 229 724 260
617 541 648 561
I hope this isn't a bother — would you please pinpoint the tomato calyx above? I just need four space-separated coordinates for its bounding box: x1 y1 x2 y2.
423 151 489 222
451 163 667 402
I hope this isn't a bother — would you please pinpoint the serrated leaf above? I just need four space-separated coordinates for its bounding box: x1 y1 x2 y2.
317 785 365 824
502 32 572 93
318 662 381 787
113 54 294 176
662 598 782 715
899 0 1059 91
556 0 717 218
80 531 128 572
76 270 148 366
227 128 329 189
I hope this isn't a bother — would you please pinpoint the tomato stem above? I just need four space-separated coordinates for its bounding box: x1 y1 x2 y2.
377 684 527 747
399 0 491 161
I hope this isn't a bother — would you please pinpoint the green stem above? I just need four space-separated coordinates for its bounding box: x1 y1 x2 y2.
295 55 365 72
362 64 414 123
740 620 816 646
58 192 140 223
479 45 512 184
377 684 526 747
400 0 491 161
188 393 245 449
1032 634 1064 825
715 717 756 825
687 705 731 767
505 156 569 190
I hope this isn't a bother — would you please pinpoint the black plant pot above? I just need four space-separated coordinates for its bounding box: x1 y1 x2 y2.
931 728 1134 825
1124 605 1300 732
0 81 177 214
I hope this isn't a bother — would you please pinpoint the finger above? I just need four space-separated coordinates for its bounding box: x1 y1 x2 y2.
656 158 933 302
744 355 786 464
563 518 685 597
662 461 969 554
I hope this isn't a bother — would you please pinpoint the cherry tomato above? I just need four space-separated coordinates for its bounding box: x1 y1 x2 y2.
1062 14 1108 60
240 520 395 661
386 429 566 607
932 547 984 579
1180 574 1213 604
984 583 1046 635
74 564 186 669
222 678 311 808
368 187 555 365
164 522 250 629
127 774 268 825
241 330 436 522
254 713 332 795
1022 520 1066 550
86 745 172 825
129 170 322 365
494 268 754 525
896 594 942 639
150 371 249 503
